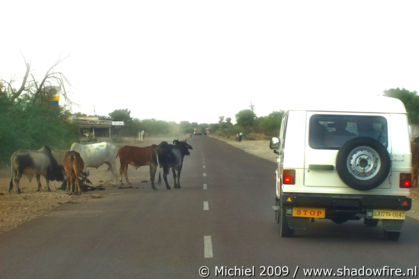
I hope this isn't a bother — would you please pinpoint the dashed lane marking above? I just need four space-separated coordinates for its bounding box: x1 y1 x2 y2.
203 173 207 177
204 235 214 258
203 201 209 211
203 184 207 190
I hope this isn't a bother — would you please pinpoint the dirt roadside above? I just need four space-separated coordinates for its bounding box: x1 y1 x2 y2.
210 135 419 221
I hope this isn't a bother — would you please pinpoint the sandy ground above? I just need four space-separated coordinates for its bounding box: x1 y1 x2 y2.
210 135 277 163
0 135 418 235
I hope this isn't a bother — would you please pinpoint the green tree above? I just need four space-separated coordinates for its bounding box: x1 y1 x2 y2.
258 111 284 136
109 109 132 123
179 121 194 134
384 88 419 124
109 109 138 136
216 116 234 137
0 95 78 164
0 60 78 165
236 109 256 133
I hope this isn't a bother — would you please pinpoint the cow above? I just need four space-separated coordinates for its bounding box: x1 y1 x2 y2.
117 145 159 190
70 142 118 185
157 140 193 189
9 146 64 193
63 151 84 194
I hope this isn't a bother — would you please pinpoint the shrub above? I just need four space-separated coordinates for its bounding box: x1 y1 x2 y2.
0 96 78 165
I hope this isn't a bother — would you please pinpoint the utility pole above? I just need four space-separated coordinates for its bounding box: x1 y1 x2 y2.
250 101 255 113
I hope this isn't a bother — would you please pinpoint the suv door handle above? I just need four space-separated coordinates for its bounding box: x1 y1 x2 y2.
308 164 334 171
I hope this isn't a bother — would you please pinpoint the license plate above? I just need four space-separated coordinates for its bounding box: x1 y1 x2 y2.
292 207 325 218
372 209 405 220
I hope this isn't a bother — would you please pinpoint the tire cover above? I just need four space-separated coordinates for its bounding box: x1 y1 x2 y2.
336 137 391 191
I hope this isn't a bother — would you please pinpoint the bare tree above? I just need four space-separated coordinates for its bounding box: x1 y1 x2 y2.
10 60 31 101
1 57 70 105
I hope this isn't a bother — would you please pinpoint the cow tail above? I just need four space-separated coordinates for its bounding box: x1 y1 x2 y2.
9 156 14 190
153 148 161 184
153 148 159 168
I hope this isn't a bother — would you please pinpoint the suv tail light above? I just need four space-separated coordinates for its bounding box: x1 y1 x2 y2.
283 169 295 185
399 173 412 188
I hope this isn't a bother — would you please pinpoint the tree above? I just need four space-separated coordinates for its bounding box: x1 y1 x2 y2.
109 109 132 123
384 88 419 124
179 121 194 134
0 58 78 164
236 109 256 133
258 111 284 136
1 57 70 105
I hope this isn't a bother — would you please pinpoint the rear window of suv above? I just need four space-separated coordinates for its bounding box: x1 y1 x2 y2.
309 115 388 149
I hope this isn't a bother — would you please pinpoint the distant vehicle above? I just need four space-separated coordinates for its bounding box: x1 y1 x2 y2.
193 128 203 135
270 96 412 240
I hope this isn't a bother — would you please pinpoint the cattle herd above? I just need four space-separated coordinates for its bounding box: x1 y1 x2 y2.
9 140 193 194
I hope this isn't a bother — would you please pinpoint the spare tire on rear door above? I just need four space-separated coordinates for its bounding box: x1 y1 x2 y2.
336 137 391 191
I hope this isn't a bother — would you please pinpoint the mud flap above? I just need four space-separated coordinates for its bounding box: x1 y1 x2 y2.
382 220 404 232
287 217 309 230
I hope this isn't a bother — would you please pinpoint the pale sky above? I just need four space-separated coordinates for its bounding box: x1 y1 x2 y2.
1 0 419 123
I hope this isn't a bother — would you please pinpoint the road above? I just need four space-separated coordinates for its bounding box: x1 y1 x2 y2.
0 136 418 279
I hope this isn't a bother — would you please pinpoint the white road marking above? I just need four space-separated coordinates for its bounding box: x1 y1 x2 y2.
204 235 214 258
203 173 207 177
202 165 206 169
203 184 207 190
203 201 209 211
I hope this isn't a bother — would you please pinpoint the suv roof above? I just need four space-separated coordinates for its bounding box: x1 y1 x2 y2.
287 96 406 114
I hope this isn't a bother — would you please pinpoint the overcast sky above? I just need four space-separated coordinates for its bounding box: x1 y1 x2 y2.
1 0 419 123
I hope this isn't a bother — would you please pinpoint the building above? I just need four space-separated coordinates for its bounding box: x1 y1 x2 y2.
70 116 124 138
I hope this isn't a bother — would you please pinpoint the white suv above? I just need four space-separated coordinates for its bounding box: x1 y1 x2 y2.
270 97 412 240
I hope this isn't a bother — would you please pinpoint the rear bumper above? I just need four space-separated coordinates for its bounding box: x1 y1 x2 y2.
281 193 411 211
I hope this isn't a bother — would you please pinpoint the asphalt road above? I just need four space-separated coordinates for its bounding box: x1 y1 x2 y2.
0 136 419 279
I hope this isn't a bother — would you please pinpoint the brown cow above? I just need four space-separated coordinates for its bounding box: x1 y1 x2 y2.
117 145 159 190
63 151 84 194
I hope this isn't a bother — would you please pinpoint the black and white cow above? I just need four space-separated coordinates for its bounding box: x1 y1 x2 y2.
9 146 64 193
157 140 192 189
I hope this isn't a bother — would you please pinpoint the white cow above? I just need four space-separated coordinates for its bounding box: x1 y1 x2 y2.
70 142 118 185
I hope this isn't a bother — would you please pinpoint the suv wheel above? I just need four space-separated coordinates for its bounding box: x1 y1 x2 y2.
336 137 391 190
384 231 400 241
279 207 294 237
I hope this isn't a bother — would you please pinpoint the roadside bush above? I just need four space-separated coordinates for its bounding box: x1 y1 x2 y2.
0 96 79 165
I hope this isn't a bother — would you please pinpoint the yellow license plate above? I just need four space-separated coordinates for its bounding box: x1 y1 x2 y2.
292 207 326 218
373 209 405 220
